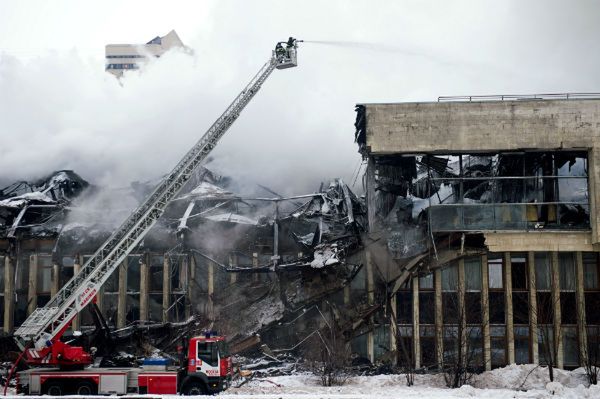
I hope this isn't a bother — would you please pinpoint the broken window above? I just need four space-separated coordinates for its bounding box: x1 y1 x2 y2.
37 256 53 298
583 253 599 290
586 292 600 324
468 326 483 367
537 292 554 324
0 255 4 299
488 255 503 289
420 325 436 367
419 273 434 289
441 264 458 292
512 292 529 325
560 292 577 325
60 256 74 286
538 326 554 366
489 292 505 324
465 292 481 324
559 253 576 291
374 325 390 360
396 292 412 324
423 150 590 232
443 292 459 324
419 292 435 324
562 326 579 367
490 326 506 368
534 253 551 291
465 257 482 291
514 326 530 364
511 254 528 290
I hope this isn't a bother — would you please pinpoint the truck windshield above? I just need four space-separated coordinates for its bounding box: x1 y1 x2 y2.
197 342 218 367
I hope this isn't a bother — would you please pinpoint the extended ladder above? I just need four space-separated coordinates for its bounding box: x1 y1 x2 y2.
15 41 300 351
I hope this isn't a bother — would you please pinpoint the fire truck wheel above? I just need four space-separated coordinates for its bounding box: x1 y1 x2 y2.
75 381 97 395
43 382 63 396
183 381 207 395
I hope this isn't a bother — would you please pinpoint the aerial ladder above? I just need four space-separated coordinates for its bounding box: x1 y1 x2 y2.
13 37 302 368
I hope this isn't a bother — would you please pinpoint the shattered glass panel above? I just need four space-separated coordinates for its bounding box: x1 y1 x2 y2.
583 253 599 290
559 253 576 291
419 273 434 290
563 326 579 366
441 265 458 292
535 253 551 291
488 256 503 289
374 325 390 360
127 255 141 292
465 257 482 291
37 257 52 293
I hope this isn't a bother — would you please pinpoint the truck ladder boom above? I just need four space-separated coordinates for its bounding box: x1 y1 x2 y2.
14 53 283 350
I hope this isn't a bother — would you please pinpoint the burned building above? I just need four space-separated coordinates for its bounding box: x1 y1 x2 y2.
355 93 600 370
0 166 370 361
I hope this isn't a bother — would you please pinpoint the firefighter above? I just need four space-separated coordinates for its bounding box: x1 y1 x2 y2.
286 37 295 48
275 42 286 58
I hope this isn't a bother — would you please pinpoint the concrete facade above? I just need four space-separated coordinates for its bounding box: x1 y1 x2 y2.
362 99 600 244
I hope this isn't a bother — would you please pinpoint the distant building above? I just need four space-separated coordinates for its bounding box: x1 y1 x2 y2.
105 30 184 76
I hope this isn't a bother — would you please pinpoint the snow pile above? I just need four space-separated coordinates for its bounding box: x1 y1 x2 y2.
471 364 589 390
223 372 600 398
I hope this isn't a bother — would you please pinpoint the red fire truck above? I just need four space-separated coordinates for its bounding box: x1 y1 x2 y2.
18 333 232 395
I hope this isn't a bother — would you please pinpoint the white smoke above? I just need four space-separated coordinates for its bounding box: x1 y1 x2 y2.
0 45 361 198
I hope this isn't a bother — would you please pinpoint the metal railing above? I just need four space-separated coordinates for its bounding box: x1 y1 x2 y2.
429 202 590 232
438 92 600 102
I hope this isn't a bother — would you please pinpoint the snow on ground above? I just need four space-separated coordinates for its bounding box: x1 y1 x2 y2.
3 365 599 398
219 366 600 398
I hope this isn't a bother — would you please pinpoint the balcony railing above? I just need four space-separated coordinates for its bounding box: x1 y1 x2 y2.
429 202 590 232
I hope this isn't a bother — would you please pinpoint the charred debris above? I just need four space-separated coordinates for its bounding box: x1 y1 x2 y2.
0 168 383 367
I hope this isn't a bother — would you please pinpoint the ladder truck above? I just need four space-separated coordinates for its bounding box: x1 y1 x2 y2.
12 37 301 396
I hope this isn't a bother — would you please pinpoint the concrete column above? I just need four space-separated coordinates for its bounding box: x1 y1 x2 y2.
229 253 237 284
182 255 191 319
3 256 15 333
252 252 259 283
435 268 443 368
412 276 421 369
481 254 491 370
504 252 515 364
458 259 467 361
551 252 563 369
27 254 38 315
527 252 539 364
162 256 171 323
366 252 375 363
187 254 196 316
575 252 588 364
50 261 60 297
343 285 350 305
207 260 214 321
117 260 127 329
588 148 600 244
139 254 149 321
72 256 81 330
389 290 398 366
366 157 377 231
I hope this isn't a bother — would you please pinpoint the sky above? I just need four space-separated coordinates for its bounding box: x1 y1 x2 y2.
1 0 600 196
